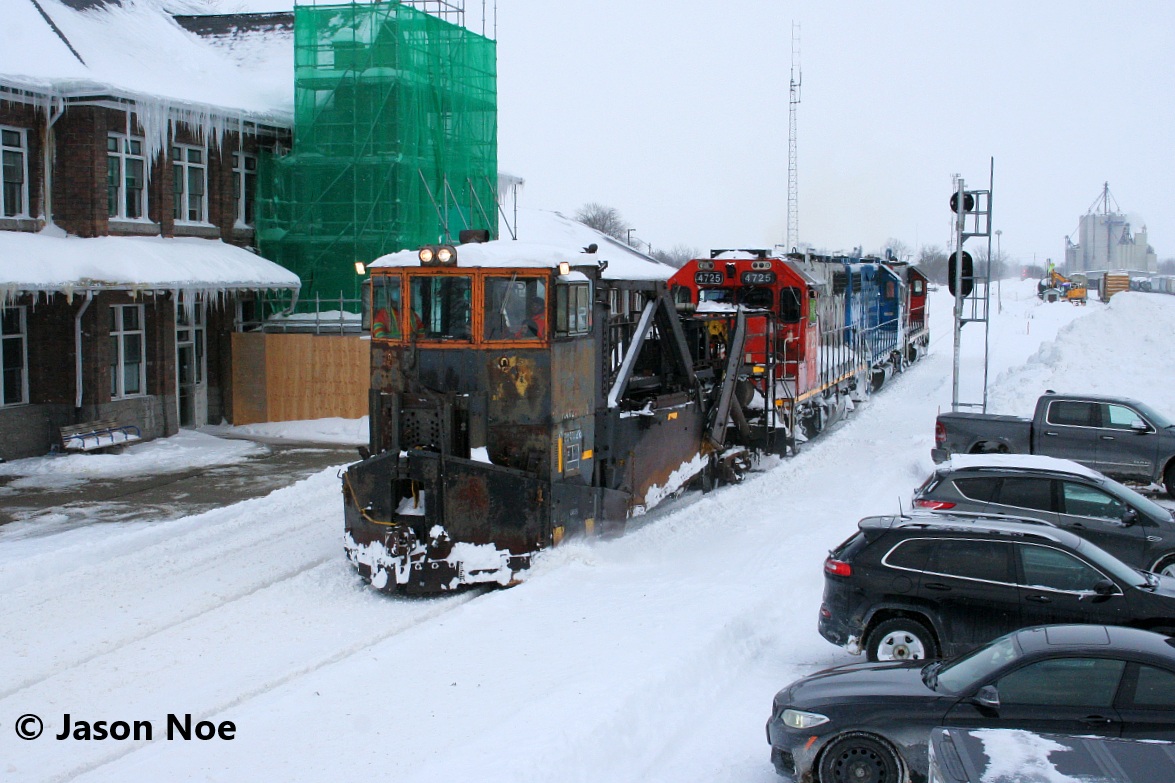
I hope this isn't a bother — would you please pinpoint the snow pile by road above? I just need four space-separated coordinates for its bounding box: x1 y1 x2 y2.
212 416 369 446
988 290 1175 417
0 430 265 491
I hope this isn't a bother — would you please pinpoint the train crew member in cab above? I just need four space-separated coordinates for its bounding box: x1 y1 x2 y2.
372 305 397 339
521 296 546 339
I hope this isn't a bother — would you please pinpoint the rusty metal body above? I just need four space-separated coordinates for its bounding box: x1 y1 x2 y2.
343 241 716 592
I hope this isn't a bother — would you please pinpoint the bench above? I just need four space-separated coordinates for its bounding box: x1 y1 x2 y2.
58 419 142 453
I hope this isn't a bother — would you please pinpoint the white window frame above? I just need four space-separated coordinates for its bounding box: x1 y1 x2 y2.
172 143 208 224
1 306 29 407
107 133 148 221
232 151 257 228
1 125 30 219
110 304 146 400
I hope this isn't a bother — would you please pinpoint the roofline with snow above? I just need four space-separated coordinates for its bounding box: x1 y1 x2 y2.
0 77 292 133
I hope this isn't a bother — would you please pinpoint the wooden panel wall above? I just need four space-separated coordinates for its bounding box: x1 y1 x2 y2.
231 333 368 424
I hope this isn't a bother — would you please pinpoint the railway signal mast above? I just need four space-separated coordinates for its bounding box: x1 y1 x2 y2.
949 162 995 413
787 22 801 251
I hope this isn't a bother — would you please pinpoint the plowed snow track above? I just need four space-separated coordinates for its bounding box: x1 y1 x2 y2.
0 286 1122 783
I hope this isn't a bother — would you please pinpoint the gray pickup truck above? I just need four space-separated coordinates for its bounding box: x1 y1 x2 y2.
932 392 1175 496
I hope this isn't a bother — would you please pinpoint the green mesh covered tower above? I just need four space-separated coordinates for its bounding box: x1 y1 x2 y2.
257 2 498 304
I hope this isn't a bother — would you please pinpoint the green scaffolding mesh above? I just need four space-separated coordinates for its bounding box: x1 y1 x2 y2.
256 1 498 305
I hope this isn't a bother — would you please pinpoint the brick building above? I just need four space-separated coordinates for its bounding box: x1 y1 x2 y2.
0 0 298 460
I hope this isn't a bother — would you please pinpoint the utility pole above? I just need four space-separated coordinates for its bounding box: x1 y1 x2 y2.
786 22 801 251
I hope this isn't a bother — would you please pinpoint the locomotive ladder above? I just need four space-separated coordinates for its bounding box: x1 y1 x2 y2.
705 309 749 450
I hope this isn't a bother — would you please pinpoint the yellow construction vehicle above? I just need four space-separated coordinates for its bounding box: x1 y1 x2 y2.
1037 267 1088 304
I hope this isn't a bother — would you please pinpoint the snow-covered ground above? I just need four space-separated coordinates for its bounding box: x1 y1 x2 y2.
2 281 1173 783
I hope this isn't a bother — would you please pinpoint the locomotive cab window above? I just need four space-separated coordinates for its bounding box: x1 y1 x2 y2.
370 275 403 340
484 277 547 341
556 280 592 336
911 279 925 296
779 287 803 322
410 275 472 341
740 287 772 310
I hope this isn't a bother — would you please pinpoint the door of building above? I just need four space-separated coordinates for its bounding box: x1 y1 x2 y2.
176 298 207 427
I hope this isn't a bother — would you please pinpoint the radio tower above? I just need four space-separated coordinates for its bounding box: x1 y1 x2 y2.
787 22 802 251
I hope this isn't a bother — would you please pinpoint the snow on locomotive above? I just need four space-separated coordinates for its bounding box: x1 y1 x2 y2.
343 218 930 594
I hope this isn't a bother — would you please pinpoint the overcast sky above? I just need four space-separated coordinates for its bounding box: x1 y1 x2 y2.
490 0 1175 266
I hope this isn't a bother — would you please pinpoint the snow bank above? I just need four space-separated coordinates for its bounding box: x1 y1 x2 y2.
987 291 1175 419
213 416 368 446
0 430 265 490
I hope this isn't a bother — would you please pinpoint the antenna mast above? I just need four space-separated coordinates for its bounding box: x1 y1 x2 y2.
787 22 801 250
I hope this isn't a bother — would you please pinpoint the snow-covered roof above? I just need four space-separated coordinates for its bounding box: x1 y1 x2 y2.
1 0 293 122
943 453 1102 480
369 209 675 281
0 229 300 301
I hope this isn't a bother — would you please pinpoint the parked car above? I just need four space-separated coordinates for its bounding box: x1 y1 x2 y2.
913 453 1175 575
767 624 1175 783
819 513 1175 662
931 392 1175 497
928 727 1175 783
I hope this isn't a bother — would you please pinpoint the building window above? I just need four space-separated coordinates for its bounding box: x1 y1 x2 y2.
107 134 147 220
1 306 28 406
172 144 207 223
2 126 29 218
232 152 257 227
110 304 145 399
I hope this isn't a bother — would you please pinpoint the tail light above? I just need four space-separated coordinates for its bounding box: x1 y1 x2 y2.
824 557 852 577
935 421 946 445
914 499 956 510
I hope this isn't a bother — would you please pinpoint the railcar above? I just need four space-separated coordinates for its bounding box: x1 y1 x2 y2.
668 250 929 452
343 232 929 594
343 235 752 593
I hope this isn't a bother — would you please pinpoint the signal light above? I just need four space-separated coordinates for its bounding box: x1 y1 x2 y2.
935 421 946 444
947 250 974 297
824 557 852 577
950 191 975 213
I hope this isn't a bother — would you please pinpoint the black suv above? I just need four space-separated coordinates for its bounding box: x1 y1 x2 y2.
819 513 1175 662
913 455 1175 575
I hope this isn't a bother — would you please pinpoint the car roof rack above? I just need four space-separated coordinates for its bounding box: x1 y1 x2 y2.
862 513 1068 543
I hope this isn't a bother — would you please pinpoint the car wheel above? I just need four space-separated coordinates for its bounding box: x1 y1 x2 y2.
866 618 938 663
818 733 904 783
1165 463 1175 499
1151 554 1175 578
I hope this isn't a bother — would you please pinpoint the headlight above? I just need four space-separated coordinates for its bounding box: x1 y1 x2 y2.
781 709 830 729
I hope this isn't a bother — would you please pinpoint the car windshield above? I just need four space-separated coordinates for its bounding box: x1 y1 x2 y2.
1134 401 1174 429
1101 475 1175 522
1072 537 1151 587
933 635 1021 693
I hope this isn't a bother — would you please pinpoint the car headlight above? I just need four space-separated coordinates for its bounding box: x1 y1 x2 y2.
781 709 830 729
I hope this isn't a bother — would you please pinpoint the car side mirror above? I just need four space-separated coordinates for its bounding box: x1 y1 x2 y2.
1131 420 1149 433
972 685 1000 711
1122 507 1139 526
1094 578 1117 596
